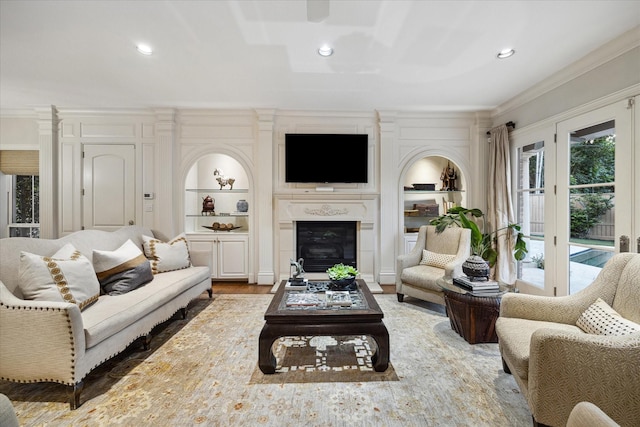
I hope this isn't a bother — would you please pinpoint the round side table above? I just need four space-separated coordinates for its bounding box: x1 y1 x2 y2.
437 277 508 344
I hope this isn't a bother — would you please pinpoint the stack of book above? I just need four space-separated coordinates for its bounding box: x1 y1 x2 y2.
453 275 500 293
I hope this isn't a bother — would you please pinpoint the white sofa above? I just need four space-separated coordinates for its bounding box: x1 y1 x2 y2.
0 226 212 409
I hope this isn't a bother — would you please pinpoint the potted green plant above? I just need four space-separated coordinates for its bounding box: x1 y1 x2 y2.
326 263 359 291
430 207 527 276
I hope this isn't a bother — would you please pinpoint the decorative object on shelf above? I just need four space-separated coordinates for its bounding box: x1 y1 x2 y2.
201 195 215 215
461 255 491 281
412 183 436 191
236 199 249 212
213 168 235 190
202 224 242 232
289 257 306 282
440 162 458 191
326 263 358 291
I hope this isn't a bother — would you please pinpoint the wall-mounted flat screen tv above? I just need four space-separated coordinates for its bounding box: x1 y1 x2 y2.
285 134 368 183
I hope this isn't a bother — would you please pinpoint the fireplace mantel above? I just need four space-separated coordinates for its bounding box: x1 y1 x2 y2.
276 196 378 284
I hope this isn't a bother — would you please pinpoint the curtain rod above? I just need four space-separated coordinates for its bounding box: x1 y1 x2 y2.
486 121 515 136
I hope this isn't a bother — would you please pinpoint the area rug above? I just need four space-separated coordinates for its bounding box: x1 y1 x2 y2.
0 294 531 426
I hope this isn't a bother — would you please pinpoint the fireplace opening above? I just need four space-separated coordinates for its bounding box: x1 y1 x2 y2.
296 221 357 272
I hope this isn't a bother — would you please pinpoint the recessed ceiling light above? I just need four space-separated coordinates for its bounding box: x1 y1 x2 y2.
318 44 333 57
136 44 153 55
497 48 515 59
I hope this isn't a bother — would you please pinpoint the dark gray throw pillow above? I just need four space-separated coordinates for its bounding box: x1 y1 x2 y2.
93 239 154 296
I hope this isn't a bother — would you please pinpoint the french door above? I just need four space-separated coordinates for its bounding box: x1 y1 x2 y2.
556 99 636 295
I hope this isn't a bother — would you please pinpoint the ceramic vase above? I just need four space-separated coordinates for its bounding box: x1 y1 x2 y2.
462 255 490 281
236 199 248 212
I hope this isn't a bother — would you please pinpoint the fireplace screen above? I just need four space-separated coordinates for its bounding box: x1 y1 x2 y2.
296 221 357 272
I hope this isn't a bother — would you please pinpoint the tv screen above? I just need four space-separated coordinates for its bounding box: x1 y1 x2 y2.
285 134 368 183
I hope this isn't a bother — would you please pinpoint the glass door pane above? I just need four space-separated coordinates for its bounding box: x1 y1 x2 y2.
568 121 615 294
516 141 545 288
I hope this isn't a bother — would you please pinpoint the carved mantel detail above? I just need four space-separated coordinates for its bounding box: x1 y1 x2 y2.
304 204 349 216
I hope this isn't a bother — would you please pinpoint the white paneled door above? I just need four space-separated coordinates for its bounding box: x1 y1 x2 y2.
82 144 135 231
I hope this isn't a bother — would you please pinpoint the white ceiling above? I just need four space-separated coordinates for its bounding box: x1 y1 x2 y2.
1 0 639 113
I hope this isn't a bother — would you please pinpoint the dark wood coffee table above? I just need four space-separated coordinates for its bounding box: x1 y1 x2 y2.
258 279 389 374
437 277 507 344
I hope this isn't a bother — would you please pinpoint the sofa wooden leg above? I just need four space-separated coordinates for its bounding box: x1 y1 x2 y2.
207 288 213 298
502 357 511 374
141 333 152 351
397 293 404 302
68 381 84 410
179 307 188 319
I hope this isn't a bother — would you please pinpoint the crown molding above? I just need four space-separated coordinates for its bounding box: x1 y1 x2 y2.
493 26 640 118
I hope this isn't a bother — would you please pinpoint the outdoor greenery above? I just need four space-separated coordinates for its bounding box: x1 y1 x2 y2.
14 175 39 224
569 135 615 238
429 207 527 267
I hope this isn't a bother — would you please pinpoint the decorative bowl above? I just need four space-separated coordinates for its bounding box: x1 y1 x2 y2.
462 255 490 281
328 276 357 291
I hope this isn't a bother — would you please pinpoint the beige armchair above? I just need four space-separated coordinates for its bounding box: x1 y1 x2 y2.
396 225 471 305
496 253 640 427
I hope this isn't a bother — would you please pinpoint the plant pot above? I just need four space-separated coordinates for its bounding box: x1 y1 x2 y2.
328 276 357 291
462 255 490 281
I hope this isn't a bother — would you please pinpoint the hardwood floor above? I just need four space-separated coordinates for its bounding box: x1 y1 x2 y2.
211 281 396 295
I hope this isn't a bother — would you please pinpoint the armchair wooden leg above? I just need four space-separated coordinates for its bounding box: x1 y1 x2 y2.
397 293 404 302
207 288 213 298
502 357 511 374
532 415 551 427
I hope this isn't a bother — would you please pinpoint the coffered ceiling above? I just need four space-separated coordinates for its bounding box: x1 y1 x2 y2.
1 0 638 112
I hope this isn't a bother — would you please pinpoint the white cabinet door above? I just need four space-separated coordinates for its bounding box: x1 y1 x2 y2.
83 144 135 231
188 234 248 279
404 234 418 254
218 235 249 278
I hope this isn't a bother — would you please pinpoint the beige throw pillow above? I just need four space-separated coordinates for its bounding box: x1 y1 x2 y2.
142 234 191 274
419 249 455 269
18 243 100 310
576 298 640 336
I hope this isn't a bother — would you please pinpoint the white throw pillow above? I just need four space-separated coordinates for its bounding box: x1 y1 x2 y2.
576 298 640 336
142 234 191 274
419 249 455 269
19 243 100 310
93 239 153 295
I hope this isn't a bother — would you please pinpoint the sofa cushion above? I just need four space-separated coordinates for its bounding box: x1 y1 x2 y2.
93 239 154 295
496 318 582 381
420 250 455 269
81 266 210 348
18 243 100 311
142 234 191 274
576 298 640 336
400 264 443 292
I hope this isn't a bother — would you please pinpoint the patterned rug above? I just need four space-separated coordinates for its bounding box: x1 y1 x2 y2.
0 294 531 426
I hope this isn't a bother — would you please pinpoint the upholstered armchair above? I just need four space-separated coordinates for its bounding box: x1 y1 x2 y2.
496 253 640 427
396 225 471 305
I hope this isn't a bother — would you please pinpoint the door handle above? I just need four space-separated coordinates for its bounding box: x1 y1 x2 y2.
620 235 629 252
129 220 135 225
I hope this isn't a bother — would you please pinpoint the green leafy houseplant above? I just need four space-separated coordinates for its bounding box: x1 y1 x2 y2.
429 206 527 267
326 263 359 280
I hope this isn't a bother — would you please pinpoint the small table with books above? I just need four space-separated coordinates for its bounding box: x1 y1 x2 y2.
437 276 508 344
258 279 389 374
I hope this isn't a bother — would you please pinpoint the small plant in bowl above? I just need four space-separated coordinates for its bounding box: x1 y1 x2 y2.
327 264 359 291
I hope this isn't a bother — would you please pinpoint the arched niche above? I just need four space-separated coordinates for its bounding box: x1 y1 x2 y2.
184 153 250 232
402 156 467 233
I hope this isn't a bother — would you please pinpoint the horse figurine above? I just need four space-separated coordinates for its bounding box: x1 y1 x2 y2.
214 169 235 190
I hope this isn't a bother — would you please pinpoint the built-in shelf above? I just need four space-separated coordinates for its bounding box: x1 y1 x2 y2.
186 213 249 218
185 188 248 193
403 190 465 194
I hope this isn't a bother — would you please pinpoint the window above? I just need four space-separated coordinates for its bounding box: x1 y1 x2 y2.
9 175 40 238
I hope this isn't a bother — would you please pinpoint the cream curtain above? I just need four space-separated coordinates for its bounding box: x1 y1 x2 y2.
488 125 516 284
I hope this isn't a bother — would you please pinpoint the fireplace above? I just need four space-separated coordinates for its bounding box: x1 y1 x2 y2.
296 221 357 272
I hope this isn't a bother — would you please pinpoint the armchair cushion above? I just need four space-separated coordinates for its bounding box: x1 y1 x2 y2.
576 298 640 336
419 249 455 269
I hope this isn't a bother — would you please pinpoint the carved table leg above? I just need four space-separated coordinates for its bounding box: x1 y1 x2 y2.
258 324 278 374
